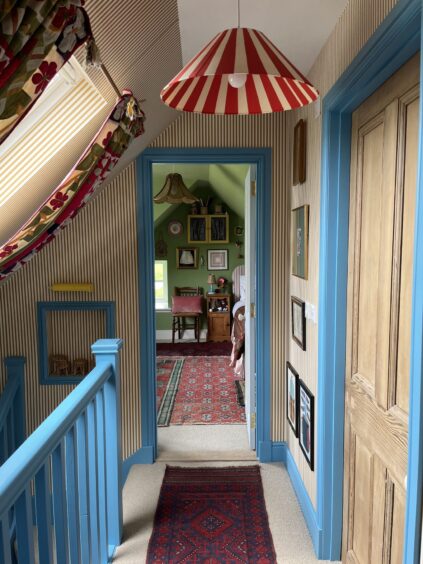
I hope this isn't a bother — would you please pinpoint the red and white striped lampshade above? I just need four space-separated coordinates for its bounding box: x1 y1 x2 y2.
160 27 319 115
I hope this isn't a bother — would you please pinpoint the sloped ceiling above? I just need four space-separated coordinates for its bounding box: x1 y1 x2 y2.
0 0 183 246
178 0 349 73
0 0 349 245
153 163 249 226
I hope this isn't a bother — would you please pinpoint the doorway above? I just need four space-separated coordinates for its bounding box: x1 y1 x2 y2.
151 161 254 457
136 148 272 463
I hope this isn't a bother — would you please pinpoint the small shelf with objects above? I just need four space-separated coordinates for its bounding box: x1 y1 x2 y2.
187 201 229 244
206 292 232 342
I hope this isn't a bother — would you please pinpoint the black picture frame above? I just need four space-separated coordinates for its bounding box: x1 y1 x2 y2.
286 362 299 436
291 296 306 350
298 380 314 471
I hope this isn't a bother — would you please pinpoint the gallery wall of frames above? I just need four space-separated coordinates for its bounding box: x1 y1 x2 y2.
288 118 315 472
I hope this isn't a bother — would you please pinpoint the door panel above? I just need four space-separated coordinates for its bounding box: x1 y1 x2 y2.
396 94 419 413
343 54 419 563
245 165 257 450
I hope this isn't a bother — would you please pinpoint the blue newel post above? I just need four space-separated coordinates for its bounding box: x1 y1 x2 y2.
91 339 124 554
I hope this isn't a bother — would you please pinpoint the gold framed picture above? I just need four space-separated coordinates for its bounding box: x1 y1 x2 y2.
176 247 198 269
291 204 309 279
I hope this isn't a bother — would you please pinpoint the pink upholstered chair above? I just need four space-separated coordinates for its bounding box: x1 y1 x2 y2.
171 287 204 343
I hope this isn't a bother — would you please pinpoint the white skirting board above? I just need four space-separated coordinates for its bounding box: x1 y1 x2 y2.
156 329 208 342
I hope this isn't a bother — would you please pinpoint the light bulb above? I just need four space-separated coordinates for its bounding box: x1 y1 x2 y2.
228 73 247 89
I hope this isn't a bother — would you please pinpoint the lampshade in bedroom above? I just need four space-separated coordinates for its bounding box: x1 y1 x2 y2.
154 173 199 204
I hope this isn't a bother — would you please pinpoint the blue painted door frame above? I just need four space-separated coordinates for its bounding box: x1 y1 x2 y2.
318 0 423 560
135 148 273 463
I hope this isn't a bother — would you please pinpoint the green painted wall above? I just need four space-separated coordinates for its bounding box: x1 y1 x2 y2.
152 163 249 225
155 186 244 331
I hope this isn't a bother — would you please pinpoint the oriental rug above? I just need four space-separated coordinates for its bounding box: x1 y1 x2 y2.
157 356 246 426
146 465 277 563
156 341 232 357
156 358 185 427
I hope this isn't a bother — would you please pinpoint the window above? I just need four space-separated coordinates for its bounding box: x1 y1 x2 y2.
155 260 169 309
0 56 106 208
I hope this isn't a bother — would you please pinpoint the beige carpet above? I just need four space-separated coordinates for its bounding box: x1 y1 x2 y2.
157 424 256 461
113 461 340 563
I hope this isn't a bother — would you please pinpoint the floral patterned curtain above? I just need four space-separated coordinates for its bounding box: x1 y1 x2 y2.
0 91 146 281
0 0 92 144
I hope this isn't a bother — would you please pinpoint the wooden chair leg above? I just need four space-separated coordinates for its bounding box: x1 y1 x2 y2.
178 317 182 339
196 317 200 343
172 317 176 343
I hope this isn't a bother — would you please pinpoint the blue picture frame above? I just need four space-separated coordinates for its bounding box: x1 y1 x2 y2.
37 301 116 385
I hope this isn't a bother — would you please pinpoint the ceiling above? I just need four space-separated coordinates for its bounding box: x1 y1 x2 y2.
0 0 348 245
177 0 349 74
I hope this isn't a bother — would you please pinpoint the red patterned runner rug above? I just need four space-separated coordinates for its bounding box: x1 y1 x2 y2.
147 466 277 563
157 356 246 425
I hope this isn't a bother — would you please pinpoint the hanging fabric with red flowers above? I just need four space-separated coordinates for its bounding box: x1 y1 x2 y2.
0 0 93 145
0 91 145 281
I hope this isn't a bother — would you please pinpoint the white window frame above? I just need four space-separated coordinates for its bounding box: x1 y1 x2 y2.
154 259 169 310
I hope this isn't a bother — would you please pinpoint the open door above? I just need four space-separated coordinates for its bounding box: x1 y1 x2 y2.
244 165 256 450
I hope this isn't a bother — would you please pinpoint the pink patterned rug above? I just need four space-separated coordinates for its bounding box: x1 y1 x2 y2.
156 356 246 425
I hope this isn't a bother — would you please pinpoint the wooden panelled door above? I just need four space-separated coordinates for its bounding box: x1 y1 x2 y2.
343 53 420 563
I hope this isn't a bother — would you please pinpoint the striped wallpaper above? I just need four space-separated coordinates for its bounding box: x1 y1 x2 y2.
0 0 400 495
0 164 141 459
47 309 106 375
287 0 399 507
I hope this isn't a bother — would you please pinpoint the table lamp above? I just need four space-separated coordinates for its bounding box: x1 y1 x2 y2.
207 274 216 293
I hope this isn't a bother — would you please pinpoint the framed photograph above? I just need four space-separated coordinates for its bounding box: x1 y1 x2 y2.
207 249 228 270
286 362 299 436
176 247 198 269
234 226 244 236
293 118 306 185
291 204 309 279
299 380 314 471
291 296 306 350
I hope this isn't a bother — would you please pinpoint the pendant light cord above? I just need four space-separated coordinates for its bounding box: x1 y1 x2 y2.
238 0 240 27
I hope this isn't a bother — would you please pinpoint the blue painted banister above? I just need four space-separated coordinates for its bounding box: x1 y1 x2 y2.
0 357 26 465
0 338 123 564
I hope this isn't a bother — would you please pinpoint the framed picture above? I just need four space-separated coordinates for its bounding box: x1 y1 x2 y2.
293 118 306 185
234 226 244 236
168 220 183 237
176 247 198 269
291 296 306 350
299 380 314 471
207 249 228 270
286 362 299 436
291 204 309 279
